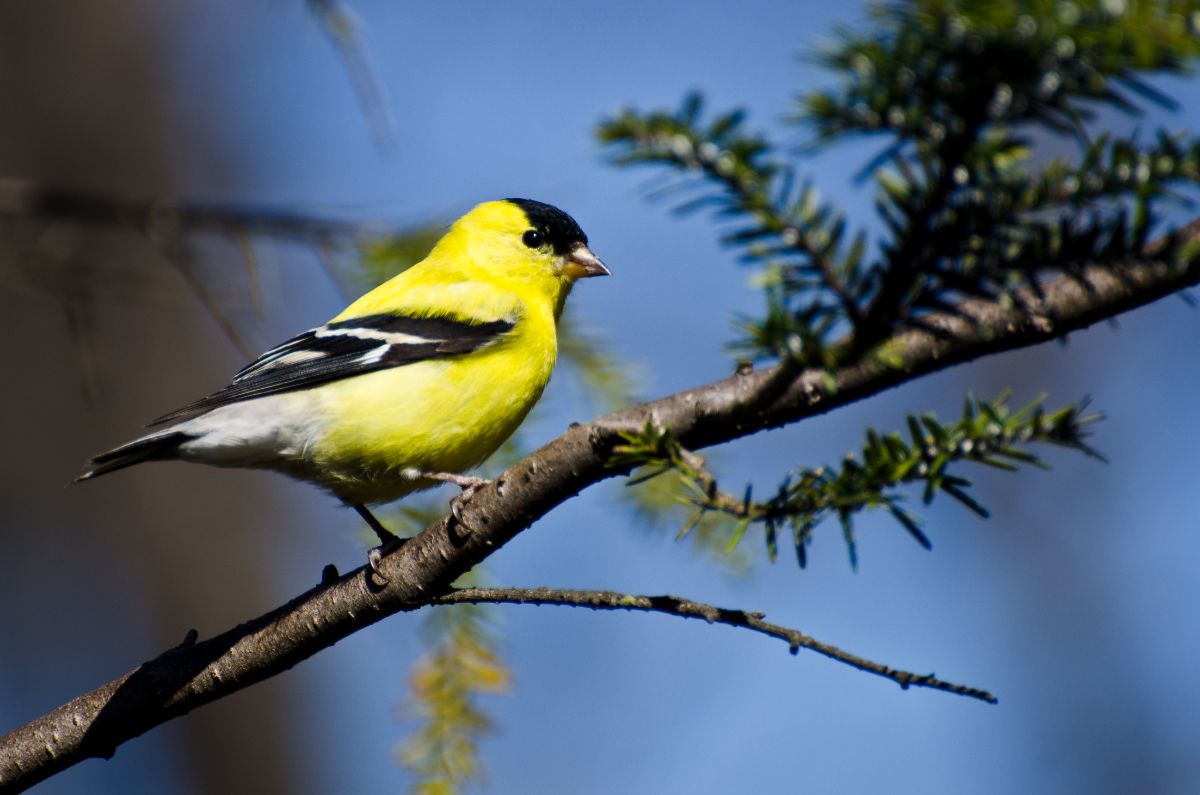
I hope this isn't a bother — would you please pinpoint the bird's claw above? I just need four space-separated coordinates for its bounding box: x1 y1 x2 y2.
367 536 407 582
367 546 386 580
449 480 486 531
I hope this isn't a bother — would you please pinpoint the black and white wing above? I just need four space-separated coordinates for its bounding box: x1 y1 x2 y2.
150 312 515 425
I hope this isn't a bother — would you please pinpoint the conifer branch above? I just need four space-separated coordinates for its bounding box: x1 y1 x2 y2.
613 392 1103 567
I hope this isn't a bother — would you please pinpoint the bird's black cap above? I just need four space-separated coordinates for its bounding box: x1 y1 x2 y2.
506 198 588 256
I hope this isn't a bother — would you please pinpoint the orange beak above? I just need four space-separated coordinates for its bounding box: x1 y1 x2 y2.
562 243 611 279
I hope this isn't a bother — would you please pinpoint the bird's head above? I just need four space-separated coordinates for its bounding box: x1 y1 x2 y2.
447 198 610 288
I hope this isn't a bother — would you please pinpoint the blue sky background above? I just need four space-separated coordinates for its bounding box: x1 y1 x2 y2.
4 1 1200 793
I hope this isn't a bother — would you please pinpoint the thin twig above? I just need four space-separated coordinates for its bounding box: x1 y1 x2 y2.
162 244 257 360
781 219 863 328
432 587 997 703
306 0 397 151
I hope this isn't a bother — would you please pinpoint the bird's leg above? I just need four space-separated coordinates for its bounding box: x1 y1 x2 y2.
401 469 489 529
355 503 397 544
354 503 404 579
401 468 489 490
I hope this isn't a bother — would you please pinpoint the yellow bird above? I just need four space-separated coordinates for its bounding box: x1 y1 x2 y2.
77 198 609 543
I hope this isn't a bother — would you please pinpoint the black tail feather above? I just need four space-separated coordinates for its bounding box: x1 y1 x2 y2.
74 431 191 482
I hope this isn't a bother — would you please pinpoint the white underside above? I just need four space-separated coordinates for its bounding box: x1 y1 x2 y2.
171 394 323 469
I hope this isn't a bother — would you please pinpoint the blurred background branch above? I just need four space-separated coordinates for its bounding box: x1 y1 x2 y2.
306 0 398 152
0 178 369 243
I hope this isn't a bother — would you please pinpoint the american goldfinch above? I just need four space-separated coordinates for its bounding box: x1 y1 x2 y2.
77 198 609 542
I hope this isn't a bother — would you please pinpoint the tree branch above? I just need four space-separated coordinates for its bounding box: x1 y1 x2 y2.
432 587 997 703
2 237 1197 791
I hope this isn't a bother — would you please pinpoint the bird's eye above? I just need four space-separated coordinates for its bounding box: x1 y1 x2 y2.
522 230 543 249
